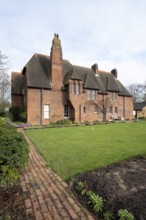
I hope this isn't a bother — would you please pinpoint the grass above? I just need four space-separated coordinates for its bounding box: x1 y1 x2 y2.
25 121 146 180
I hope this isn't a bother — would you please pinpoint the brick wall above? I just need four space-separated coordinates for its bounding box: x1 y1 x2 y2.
26 85 134 125
27 88 67 125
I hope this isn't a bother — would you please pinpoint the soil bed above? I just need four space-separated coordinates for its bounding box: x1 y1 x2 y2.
0 183 35 220
70 156 146 220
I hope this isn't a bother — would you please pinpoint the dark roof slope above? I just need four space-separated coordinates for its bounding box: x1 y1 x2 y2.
134 102 146 110
11 72 23 95
24 54 51 89
13 53 131 97
115 80 131 96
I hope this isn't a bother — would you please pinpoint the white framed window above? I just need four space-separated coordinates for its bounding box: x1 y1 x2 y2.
64 105 69 118
87 90 91 100
44 104 50 119
72 82 75 94
92 90 96 100
94 106 98 114
76 83 80 95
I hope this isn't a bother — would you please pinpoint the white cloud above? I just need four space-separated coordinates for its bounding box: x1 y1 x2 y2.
0 0 146 86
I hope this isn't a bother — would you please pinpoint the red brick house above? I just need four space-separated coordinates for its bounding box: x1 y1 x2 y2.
11 34 133 125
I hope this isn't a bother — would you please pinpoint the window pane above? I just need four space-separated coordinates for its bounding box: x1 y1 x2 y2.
115 107 118 113
76 84 80 94
72 83 75 94
87 90 91 99
64 105 69 118
110 107 113 113
92 90 96 100
109 92 113 100
44 105 50 119
44 105 49 111
113 93 117 101
94 106 98 113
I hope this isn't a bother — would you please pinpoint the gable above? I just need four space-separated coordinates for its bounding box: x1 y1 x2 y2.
24 54 51 89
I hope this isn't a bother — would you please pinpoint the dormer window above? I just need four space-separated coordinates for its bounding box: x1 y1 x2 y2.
92 90 96 100
72 81 80 95
113 92 117 101
109 92 113 100
87 90 91 100
76 83 80 95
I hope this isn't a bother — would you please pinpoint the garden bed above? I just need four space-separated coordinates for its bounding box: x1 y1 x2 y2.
71 156 146 220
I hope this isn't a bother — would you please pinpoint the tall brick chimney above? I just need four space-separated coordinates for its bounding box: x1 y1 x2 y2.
50 33 63 89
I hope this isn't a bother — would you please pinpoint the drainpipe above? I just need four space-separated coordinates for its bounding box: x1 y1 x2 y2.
40 89 43 125
123 96 125 119
102 94 105 122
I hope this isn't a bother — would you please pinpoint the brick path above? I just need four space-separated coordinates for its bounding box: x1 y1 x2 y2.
20 131 94 220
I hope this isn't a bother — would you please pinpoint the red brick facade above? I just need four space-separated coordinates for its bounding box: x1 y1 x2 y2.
11 34 134 125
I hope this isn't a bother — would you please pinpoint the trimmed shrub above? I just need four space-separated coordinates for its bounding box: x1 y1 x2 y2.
0 127 29 187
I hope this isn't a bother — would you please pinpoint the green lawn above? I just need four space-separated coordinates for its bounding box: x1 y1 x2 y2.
25 122 146 180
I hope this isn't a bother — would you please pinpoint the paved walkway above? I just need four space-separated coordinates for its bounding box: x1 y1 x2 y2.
20 131 94 220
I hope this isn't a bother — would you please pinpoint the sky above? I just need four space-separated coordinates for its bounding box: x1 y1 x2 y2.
0 0 146 86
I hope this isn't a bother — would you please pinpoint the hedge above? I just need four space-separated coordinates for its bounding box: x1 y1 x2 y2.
0 126 29 186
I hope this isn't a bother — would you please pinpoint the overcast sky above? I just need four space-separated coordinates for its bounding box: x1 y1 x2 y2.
0 0 146 86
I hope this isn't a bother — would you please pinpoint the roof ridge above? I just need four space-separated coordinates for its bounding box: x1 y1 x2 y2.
34 53 50 58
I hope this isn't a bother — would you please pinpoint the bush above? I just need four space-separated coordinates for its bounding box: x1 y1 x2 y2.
0 117 4 126
0 127 29 187
84 121 90 126
72 121 79 125
0 117 16 130
56 119 72 126
9 106 20 122
0 111 6 117
19 111 27 122
93 120 100 125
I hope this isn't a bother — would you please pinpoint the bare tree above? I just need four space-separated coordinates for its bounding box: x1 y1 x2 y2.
96 95 112 121
0 51 10 114
86 95 112 122
143 81 146 102
126 83 146 103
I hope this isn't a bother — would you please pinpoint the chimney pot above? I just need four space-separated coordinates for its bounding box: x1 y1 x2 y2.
111 69 118 78
91 63 98 74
